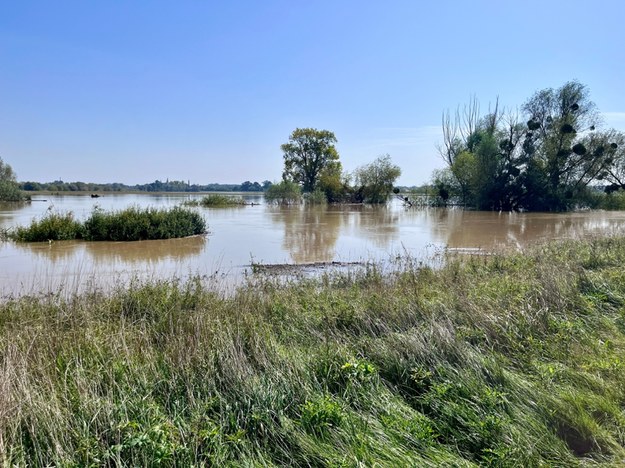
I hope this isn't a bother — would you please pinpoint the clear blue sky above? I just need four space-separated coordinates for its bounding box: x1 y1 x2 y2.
1 0 624 185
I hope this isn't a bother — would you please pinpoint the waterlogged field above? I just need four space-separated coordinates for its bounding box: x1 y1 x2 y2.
3 193 625 296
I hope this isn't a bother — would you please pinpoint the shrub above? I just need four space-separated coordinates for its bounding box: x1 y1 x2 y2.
183 194 247 207
12 212 84 241
304 188 327 205
264 181 302 205
83 206 206 241
11 206 206 242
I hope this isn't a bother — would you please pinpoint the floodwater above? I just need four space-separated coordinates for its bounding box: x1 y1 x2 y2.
2 193 625 296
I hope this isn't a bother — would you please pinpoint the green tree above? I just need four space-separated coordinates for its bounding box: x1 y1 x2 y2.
353 155 402 203
432 168 460 205
521 81 602 209
435 81 620 211
594 130 625 191
0 157 25 201
318 162 349 203
281 128 340 192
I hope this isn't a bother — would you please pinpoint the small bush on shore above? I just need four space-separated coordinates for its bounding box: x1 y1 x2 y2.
10 206 206 242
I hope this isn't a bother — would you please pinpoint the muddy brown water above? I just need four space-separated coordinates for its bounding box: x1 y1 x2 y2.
2 193 625 297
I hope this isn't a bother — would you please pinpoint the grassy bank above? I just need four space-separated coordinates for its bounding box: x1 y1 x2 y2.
9 206 206 242
2 238 625 465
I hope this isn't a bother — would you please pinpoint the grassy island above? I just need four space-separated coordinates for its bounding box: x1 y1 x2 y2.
1 237 625 465
182 194 248 208
7 206 206 242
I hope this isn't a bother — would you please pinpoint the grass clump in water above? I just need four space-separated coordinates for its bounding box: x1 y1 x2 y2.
12 211 84 241
10 206 206 242
183 194 247 207
2 238 625 465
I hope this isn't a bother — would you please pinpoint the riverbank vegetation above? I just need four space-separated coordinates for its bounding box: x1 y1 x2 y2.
2 237 625 465
182 194 247 208
9 206 206 242
433 81 624 211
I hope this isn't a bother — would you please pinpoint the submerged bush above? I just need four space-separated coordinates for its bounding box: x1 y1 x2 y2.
183 194 247 207
12 212 84 241
265 180 302 205
83 206 206 241
304 188 327 205
10 206 206 242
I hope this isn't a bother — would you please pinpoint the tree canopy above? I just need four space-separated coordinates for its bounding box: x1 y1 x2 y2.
281 128 340 193
353 155 402 203
0 157 25 201
435 81 623 211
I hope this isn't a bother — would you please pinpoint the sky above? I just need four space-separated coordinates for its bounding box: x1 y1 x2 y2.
1 0 624 186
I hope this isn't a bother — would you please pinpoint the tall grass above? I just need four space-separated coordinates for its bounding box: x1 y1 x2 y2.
12 211 84 241
83 206 206 241
9 206 206 242
2 238 625 465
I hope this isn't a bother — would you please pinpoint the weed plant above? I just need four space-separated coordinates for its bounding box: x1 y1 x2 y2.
10 206 206 242
2 238 625 465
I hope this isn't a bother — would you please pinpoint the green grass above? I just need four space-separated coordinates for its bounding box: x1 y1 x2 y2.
11 211 84 241
2 237 625 465
10 206 206 242
183 194 247 207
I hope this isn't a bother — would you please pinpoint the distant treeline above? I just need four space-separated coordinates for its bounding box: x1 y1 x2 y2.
19 179 273 193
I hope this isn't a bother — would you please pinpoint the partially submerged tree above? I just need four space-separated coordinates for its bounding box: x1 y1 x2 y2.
281 128 340 193
0 157 26 202
264 180 302 205
353 155 402 203
520 81 603 209
435 81 622 211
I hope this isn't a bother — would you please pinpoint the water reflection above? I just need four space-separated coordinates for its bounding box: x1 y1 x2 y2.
84 236 207 264
342 205 400 248
270 205 401 263
11 236 207 264
434 210 625 251
3 193 625 296
11 240 84 264
270 206 343 263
